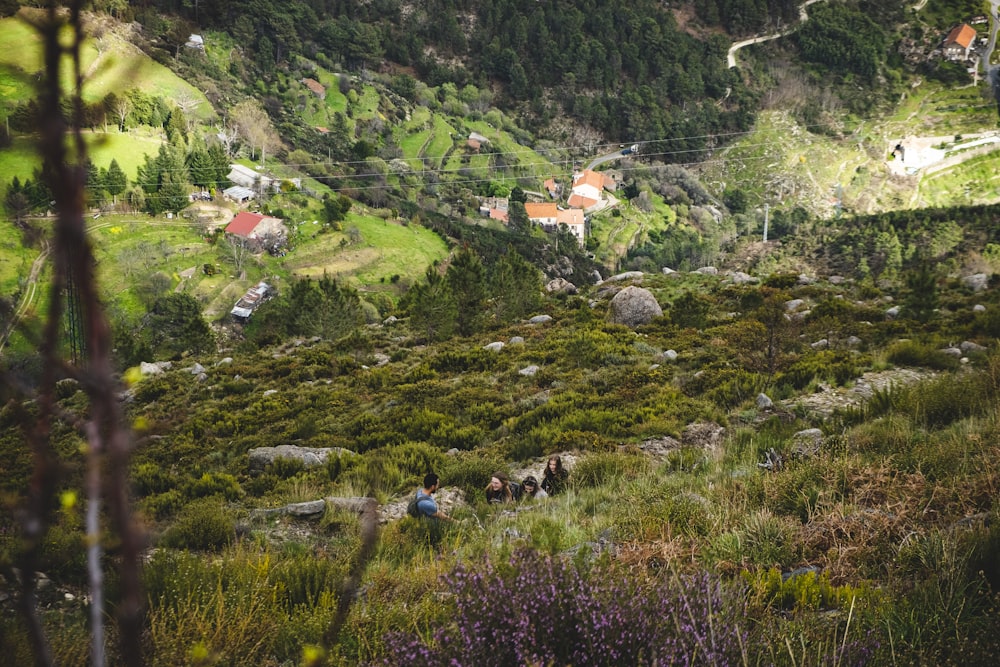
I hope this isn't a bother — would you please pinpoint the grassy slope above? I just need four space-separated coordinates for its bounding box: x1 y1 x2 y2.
0 14 211 114
281 209 448 287
0 219 35 295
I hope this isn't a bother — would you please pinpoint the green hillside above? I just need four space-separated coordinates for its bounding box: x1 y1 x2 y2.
5 2 1000 665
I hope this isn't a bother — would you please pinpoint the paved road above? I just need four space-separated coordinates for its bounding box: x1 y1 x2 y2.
727 0 827 68
984 0 1000 95
586 149 632 171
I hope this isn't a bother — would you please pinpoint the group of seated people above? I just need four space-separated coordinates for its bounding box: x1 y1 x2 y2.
484 455 569 505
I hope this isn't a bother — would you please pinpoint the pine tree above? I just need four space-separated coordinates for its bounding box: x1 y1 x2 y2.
445 247 487 336
490 247 543 323
407 266 457 342
105 158 127 203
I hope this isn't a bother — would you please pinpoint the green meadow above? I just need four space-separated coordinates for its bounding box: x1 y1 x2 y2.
0 14 210 114
281 209 448 288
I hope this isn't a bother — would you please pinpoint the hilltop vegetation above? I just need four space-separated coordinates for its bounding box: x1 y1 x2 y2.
3 1 1000 665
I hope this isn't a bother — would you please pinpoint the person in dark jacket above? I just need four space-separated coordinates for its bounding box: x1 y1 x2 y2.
485 471 520 503
541 455 569 496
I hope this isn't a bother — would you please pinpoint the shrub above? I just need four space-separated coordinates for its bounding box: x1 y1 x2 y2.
375 549 748 666
159 499 235 551
748 567 865 611
741 510 794 568
885 340 959 370
572 451 649 489
186 472 244 501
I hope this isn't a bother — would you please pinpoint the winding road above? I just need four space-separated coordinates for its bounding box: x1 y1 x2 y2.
727 0 827 68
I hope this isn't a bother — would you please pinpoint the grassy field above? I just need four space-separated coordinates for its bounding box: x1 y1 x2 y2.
915 150 1000 207
0 131 164 198
0 220 35 295
466 119 559 185
281 210 448 288
424 115 458 168
0 14 211 115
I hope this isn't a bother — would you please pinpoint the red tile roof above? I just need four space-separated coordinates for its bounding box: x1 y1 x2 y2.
945 24 976 49
524 202 558 219
567 193 598 209
302 78 326 97
225 212 265 237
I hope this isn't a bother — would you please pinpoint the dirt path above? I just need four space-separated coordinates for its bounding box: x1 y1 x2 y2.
0 241 51 355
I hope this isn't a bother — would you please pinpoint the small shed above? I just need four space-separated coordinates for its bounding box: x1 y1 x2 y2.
223 186 255 203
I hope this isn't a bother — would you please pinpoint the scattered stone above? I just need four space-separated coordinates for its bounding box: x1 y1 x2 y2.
693 266 718 275
973 304 986 313
591 270 603 283
483 341 505 352
509 336 525 345
372 353 390 367
963 273 989 292
940 347 962 358
188 362 205 375
216 357 233 366
546 277 578 294
608 286 663 327
730 271 758 285
662 266 676 275
785 298 805 312
662 349 678 361
797 274 815 285
638 435 682 460
263 389 278 396
885 306 900 319
828 275 845 285
383 315 398 326
790 428 824 458
845 335 862 348
756 393 773 409
605 271 645 283
287 500 327 517
528 314 553 324
681 422 726 450
248 445 354 470
139 361 171 376
811 339 829 350
519 365 539 376
960 341 987 353
196 373 208 382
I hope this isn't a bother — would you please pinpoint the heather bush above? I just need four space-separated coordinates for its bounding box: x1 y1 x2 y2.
375 549 749 667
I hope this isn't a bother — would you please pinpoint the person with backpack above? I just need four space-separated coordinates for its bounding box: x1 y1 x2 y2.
409 473 454 521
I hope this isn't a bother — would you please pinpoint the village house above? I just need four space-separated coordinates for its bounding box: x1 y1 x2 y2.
224 211 288 253
479 196 509 223
467 131 490 152
543 178 559 198
568 169 614 211
301 77 326 99
942 24 976 61
556 207 587 247
524 202 559 227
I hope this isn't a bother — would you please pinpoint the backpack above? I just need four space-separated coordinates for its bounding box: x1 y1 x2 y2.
407 494 421 518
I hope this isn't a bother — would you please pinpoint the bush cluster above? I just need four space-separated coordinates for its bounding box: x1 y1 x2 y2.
375 549 749 667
